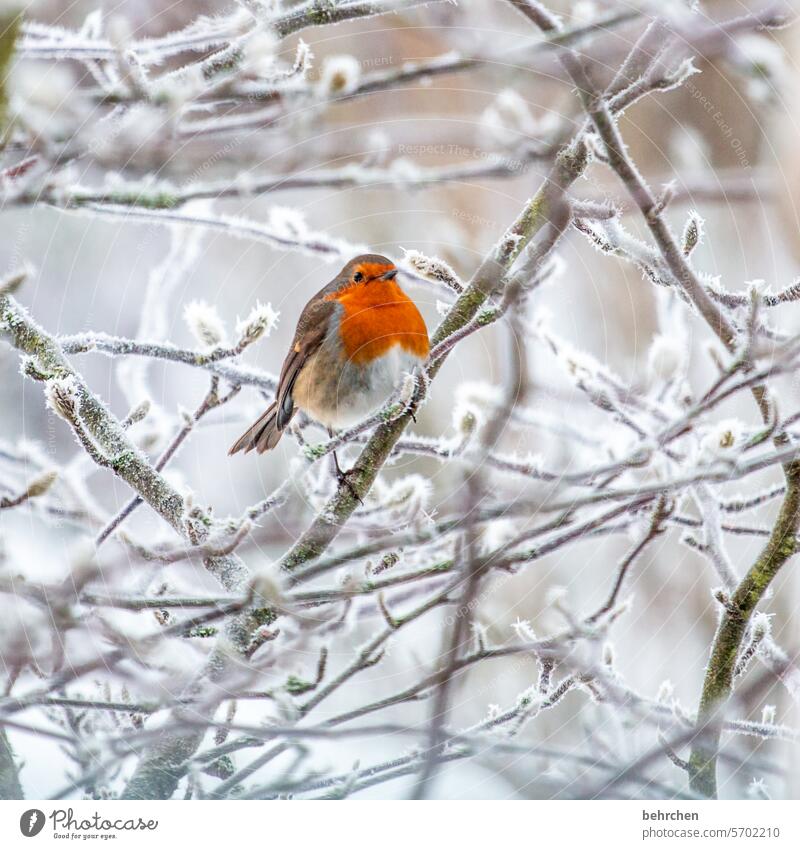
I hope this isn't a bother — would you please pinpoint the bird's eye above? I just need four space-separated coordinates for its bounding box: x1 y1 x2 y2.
353 271 364 282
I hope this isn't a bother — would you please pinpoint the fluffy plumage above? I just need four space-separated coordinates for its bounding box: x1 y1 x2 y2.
229 254 429 455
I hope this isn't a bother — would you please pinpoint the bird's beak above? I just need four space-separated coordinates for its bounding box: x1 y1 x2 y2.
380 268 398 280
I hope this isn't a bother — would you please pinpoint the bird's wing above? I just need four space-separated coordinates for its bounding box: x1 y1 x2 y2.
227 401 280 455
274 297 336 430
228 296 337 455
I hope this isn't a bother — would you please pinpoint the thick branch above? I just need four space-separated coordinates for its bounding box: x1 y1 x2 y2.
0 294 186 532
688 467 800 797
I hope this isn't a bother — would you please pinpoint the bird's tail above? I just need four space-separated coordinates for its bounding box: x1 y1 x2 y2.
228 401 288 455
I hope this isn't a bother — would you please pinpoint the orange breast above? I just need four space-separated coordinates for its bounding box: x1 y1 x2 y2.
328 280 429 365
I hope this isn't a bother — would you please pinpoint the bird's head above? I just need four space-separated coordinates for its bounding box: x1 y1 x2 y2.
339 254 398 288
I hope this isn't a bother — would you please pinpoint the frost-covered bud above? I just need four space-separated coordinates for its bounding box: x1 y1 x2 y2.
647 333 685 382
236 301 278 347
0 265 30 297
178 405 194 426
140 638 204 682
733 34 787 103
710 593 729 615
545 585 568 609
398 371 418 408
682 210 704 257
751 611 771 641
102 105 165 157
380 474 432 518
403 249 463 291
152 66 205 114
25 469 58 499
243 29 279 76
602 642 615 667
486 703 502 720
365 128 390 161
481 89 530 138
480 88 558 148
46 375 81 420
125 398 151 426
510 617 537 642
388 157 423 185
19 357 48 382
698 419 743 463
67 540 102 592
137 430 160 452
496 228 523 262
318 55 361 96
249 566 283 607
761 704 776 725
656 679 674 704
370 552 399 575
456 408 478 438
294 39 313 78
184 300 227 348
746 278 767 300
471 620 489 652
453 380 501 433
479 518 517 555
79 8 103 38
233 169 256 197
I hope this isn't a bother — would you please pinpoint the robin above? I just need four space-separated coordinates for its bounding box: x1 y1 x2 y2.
229 254 429 483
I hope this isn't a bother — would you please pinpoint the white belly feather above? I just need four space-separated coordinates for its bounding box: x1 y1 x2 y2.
294 342 423 430
329 346 422 428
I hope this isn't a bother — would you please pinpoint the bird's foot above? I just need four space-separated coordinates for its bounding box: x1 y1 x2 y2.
336 467 363 504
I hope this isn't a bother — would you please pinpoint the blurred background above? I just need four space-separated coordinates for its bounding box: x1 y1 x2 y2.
2 0 800 799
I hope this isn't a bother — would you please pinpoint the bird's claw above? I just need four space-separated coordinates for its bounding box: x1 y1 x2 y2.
337 468 363 504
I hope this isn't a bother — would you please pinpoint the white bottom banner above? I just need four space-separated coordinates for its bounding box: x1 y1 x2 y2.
0 800 797 848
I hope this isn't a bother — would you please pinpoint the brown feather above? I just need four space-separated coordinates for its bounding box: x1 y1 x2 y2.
229 254 403 456
228 294 337 455
228 402 282 455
